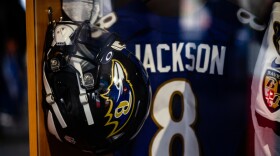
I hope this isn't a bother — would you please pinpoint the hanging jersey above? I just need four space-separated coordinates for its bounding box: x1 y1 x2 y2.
252 2 280 124
251 2 280 156
107 1 270 156
108 0 269 155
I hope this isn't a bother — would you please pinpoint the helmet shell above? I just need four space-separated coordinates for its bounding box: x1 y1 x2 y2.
43 21 151 153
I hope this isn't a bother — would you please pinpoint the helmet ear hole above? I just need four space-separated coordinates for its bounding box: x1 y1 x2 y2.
47 110 62 142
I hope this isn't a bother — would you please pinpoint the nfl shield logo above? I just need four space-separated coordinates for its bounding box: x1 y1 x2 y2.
263 69 280 112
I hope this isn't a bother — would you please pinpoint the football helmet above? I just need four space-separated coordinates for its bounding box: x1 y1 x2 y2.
42 20 151 153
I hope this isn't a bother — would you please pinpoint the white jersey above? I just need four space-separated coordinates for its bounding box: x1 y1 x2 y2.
251 2 280 156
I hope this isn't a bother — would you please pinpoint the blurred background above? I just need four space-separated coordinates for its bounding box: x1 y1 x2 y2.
0 0 29 155
0 0 273 156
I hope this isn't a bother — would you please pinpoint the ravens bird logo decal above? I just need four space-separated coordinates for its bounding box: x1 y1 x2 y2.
101 59 135 137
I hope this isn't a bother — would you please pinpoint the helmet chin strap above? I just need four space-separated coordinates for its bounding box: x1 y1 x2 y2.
43 62 68 128
43 58 95 127
71 57 95 125
47 110 62 141
45 21 95 126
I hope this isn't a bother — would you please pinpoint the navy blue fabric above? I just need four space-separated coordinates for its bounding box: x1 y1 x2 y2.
109 0 267 155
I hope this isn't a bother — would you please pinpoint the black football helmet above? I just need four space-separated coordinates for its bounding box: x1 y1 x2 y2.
42 20 151 153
